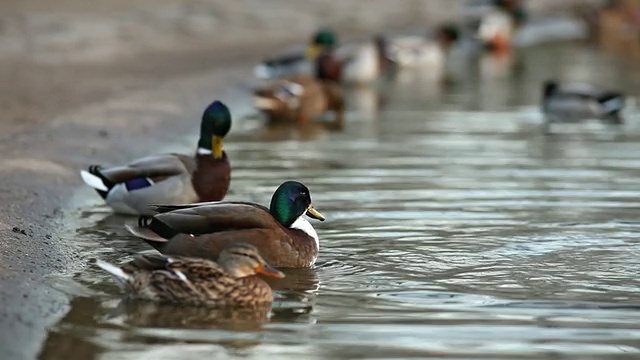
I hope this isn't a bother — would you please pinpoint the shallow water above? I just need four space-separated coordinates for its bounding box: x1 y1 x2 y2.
40 43 640 359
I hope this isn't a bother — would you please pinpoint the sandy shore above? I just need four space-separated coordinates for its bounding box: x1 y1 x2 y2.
0 1 598 359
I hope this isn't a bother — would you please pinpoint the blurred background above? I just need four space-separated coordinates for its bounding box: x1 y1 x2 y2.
1 0 633 130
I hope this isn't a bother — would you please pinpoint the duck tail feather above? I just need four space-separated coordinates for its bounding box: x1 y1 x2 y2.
598 93 625 114
96 259 131 283
80 170 109 192
125 224 168 243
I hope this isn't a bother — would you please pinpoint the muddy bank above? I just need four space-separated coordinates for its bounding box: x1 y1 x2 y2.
0 1 596 359
0 61 257 360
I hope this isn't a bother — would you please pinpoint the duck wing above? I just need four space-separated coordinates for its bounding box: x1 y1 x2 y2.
147 201 223 213
99 154 193 184
558 82 604 98
148 202 279 236
126 254 226 281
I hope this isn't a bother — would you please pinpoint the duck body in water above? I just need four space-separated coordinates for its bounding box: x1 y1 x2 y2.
386 24 460 70
80 101 232 216
316 34 394 86
253 75 344 127
127 181 326 268
541 80 625 124
97 243 284 307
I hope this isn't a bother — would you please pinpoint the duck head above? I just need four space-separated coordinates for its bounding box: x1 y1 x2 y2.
198 100 232 159
270 181 325 227
543 80 559 99
306 28 338 59
218 243 285 278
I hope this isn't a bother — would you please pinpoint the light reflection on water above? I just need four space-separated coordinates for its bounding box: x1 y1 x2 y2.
40 43 640 359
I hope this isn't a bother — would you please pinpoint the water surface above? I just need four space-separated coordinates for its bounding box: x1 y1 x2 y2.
41 43 640 359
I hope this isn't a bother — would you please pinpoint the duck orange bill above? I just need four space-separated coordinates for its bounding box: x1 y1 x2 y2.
306 205 325 221
255 264 285 279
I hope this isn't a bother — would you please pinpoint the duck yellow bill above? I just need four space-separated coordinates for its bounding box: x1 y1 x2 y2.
305 44 321 59
306 205 325 221
212 135 224 159
255 264 285 279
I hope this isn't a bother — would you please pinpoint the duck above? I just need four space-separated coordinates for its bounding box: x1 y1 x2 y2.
253 75 345 127
253 28 338 80
126 181 325 268
316 34 393 85
80 100 232 216
386 24 460 70
476 0 527 53
541 80 625 123
96 243 285 307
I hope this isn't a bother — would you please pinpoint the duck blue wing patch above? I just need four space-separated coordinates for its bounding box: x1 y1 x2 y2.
125 178 154 191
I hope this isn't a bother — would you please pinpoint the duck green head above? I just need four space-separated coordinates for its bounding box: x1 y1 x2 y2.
198 100 232 159
306 28 338 59
313 28 337 47
270 181 325 227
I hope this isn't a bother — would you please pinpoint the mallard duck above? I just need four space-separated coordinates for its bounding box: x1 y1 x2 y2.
253 75 344 127
542 80 625 123
126 181 325 268
477 10 514 53
80 100 232 216
96 243 284 307
316 34 393 85
253 28 338 80
475 0 527 53
387 25 460 69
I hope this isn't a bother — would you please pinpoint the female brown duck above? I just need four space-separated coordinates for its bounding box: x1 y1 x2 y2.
127 181 325 268
97 243 284 307
253 75 344 128
80 100 232 216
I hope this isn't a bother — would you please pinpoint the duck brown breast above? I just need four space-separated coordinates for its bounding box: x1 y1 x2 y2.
192 152 231 201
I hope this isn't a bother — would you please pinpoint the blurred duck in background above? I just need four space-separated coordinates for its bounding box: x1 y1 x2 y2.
473 0 527 53
541 80 625 124
386 24 460 70
254 28 338 80
255 27 398 86
253 75 344 127
472 0 586 52
386 24 465 84
315 33 394 85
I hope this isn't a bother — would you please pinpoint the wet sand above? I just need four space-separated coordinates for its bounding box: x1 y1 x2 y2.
0 1 597 359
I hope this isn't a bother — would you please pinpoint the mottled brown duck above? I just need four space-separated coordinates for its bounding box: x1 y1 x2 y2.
97 243 284 307
253 75 344 128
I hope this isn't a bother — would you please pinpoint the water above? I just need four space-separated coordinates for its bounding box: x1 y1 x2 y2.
40 43 640 359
